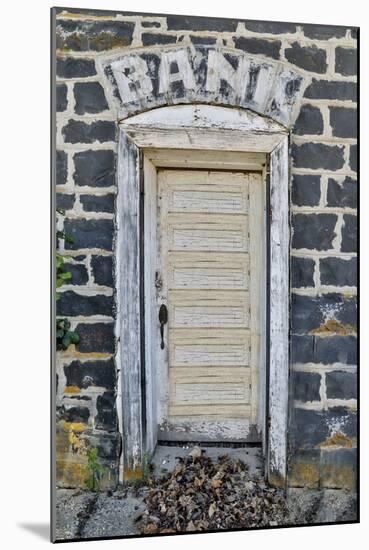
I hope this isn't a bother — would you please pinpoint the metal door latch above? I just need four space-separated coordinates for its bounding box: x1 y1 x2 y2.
159 304 168 349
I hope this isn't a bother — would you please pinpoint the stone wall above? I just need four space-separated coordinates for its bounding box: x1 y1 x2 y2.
54 8 357 490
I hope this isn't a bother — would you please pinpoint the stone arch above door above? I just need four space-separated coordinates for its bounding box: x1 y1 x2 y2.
98 45 308 127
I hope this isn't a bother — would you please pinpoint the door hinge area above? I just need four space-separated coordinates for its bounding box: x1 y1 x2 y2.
140 175 144 196
139 153 145 195
269 206 272 223
139 152 144 170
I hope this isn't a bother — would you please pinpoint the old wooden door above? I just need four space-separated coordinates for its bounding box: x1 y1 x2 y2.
156 169 263 442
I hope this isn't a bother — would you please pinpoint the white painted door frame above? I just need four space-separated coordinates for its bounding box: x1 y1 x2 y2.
116 105 289 487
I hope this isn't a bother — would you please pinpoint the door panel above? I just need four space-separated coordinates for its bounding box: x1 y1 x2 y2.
157 169 263 442
168 290 250 328
165 171 249 213
169 367 251 415
169 328 251 367
167 252 250 290
167 213 249 252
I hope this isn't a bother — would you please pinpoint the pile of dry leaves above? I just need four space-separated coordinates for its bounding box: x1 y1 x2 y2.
137 448 289 534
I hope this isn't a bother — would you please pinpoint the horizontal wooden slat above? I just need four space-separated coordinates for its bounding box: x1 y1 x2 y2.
176 384 248 402
169 290 250 328
170 190 247 213
170 328 251 367
147 148 266 170
170 366 251 377
123 126 283 153
171 368 251 406
167 252 250 290
170 328 251 341
157 418 255 442
168 404 252 417
163 170 249 214
166 213 249 252
172 345 249 366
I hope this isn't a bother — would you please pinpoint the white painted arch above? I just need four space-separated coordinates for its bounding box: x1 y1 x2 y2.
100 45 307 128
116 104 289 487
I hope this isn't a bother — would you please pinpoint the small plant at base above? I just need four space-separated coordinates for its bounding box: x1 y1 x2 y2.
56 318 80 351
129 452 152 492
142 451 152 481
84 447 107 492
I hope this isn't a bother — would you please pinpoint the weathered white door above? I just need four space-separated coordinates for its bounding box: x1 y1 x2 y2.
156 169 263 442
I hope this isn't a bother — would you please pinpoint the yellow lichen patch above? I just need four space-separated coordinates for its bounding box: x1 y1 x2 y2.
68 430 85 452
57 344 76 356
57 11 118 20
56 33 132 52
289 463 319 489
64 385 81 394
57 350 113 360
72 352 113 359
342 292 356 299
321 464 357 490
56 459 88 488
311 319 356 336
318 432 356 449
57 458 116 490
267 471 285 488
124 467 144 481
55 428 70 455
62 421 87 433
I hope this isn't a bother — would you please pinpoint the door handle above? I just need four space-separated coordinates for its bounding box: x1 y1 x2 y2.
158 304 168 350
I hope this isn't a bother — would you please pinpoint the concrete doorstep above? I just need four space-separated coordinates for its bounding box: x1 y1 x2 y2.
55 445 357 541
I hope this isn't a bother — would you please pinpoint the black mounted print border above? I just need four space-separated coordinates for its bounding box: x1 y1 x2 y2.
51 6 359 542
